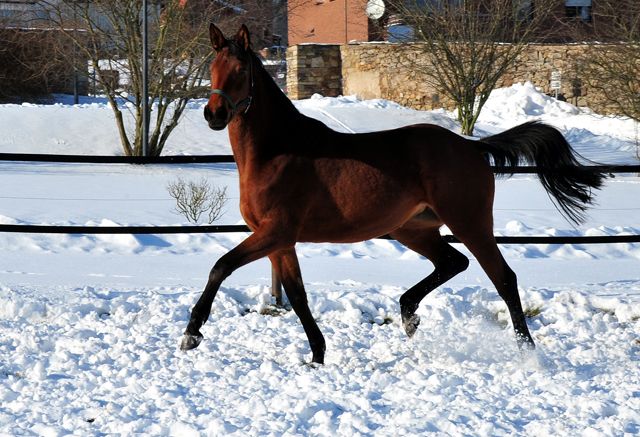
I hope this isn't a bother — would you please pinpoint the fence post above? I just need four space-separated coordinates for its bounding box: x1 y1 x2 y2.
271 265 282 306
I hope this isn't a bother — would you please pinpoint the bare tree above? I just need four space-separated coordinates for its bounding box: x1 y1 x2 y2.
36 0 257 156
384 0 559 136
574 1 640 163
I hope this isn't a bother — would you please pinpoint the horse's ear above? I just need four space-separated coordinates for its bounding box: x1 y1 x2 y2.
209 23 225 52
235 24 251 53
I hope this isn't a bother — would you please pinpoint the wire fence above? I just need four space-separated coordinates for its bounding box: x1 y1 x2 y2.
1 153 639 245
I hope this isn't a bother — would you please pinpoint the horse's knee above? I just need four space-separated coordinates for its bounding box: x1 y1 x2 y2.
209 259 231 282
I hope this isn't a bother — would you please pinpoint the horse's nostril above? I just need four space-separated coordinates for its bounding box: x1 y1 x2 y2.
203 105 213 121
215 105 228 121
203 104 228 130
203 104 228 125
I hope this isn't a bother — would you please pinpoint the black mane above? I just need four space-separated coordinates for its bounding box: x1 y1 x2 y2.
225 39 248 60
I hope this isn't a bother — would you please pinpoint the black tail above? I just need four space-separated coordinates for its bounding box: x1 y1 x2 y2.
478 121 606 225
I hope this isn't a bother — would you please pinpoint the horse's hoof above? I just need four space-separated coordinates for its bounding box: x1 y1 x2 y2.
403 314 420 338
517 336 536 351
180 333 203 351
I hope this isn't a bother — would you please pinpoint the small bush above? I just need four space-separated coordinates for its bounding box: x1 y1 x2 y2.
524 306 542 318
166 177 228 224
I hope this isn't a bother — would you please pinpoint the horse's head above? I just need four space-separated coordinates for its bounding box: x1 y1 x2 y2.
204 24 253 131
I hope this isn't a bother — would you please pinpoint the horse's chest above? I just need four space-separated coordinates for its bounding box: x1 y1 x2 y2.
238 188 261 230
237 160 308 220
237 175 281 229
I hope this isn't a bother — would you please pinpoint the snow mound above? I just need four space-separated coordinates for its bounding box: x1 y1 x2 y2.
483 82 580 119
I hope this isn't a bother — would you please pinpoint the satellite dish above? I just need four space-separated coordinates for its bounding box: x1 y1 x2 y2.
366 0 385 20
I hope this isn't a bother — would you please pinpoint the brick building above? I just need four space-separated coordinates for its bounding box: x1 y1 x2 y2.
288 0 378 45
288 0 617 46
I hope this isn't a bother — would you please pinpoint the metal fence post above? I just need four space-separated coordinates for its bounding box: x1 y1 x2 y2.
271 265 282 306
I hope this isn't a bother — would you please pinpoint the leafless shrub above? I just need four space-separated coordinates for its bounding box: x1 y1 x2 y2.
166 177 228 224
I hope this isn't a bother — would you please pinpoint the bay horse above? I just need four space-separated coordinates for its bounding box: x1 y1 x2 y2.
181 24 605 364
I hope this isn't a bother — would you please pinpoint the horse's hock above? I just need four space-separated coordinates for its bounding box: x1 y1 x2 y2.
286 43 614 113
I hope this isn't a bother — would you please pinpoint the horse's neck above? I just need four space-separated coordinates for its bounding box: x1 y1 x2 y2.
227 64 304 169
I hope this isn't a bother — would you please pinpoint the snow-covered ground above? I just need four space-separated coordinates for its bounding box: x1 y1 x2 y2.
0 82 639 436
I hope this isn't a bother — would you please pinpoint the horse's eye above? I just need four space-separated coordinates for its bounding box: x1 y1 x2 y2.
239 68 247 74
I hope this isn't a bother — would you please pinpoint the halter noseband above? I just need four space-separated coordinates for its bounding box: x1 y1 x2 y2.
210 56 254 124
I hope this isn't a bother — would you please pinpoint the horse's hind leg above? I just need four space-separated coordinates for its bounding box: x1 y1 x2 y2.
269 248 326 364
451 228 535 350
390 224 469 338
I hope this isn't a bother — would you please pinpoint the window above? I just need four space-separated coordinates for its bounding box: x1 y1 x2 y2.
566 6 591 21
387 24 414 42
421 0 464 10
517 1 533 21
565 0 591 21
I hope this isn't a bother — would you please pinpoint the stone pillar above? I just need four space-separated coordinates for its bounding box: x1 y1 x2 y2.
286 44 342 100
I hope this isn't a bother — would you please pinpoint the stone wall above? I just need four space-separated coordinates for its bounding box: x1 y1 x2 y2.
507 45 596 108
287 42 613 114
341 44 444 110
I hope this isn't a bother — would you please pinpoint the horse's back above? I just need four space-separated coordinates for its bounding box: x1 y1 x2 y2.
288 121 495 243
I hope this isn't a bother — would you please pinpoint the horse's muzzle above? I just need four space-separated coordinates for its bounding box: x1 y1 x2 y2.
203 104 228 131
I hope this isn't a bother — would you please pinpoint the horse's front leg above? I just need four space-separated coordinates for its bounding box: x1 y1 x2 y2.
269 248 326 364
181 227 293 350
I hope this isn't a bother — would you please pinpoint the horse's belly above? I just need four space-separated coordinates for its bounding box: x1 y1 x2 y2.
297 200 426 244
